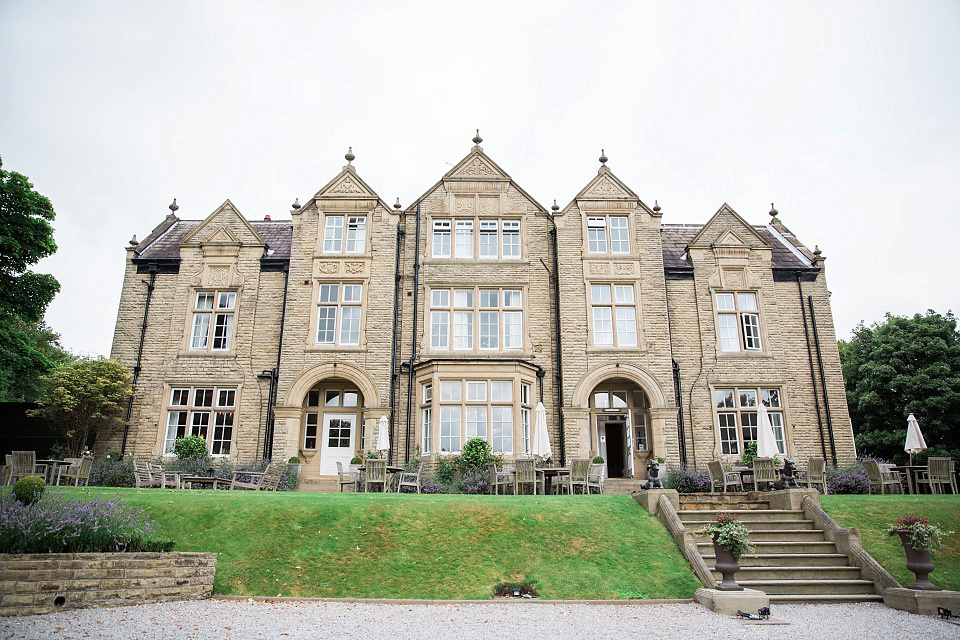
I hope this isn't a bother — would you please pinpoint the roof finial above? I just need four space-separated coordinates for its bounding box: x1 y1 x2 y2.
128 234 138 246
653 200 661 213
345 147 355 164
169 198 179 213
814 245 822 257
291 197 301 210
473 129 483 145
394 198 402 210
769 202 778 220
599 149 608 165
551 199 560 212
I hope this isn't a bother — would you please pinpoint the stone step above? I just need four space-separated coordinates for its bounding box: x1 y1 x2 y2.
679 500 771 511
698 540 838 555
693 529 825 542
681 518 817 531
678 509 807 522
736 579 877 596
603 480 647 495
296 477 340 492
700 553 851 567
767 594 884 604
711 566 862 581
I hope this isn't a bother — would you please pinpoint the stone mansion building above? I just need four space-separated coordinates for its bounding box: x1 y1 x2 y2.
109 137 856 484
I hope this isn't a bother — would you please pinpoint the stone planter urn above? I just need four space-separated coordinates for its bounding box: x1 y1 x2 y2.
896 530 941 591
712 540 744 591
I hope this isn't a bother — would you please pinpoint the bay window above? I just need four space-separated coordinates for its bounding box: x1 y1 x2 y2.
715 387 786 456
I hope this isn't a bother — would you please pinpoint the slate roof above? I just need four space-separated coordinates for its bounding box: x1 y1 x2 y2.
661 224 813 272
136 220 293 261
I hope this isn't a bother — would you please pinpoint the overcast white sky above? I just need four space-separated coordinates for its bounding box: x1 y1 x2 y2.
1 1 958 357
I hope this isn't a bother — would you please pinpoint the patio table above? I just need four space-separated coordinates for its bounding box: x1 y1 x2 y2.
357 465 404 491
180 475 229 490
537 467 571 495
36 459 72 485
889 465 926 494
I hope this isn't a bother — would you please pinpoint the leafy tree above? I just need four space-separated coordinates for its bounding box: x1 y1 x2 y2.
0 156 66 401
30 358 132 457
0 156 60 322
840 310 960 464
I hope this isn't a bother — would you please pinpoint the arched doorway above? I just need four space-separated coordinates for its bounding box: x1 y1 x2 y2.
301 378 364 475
590 379 650 479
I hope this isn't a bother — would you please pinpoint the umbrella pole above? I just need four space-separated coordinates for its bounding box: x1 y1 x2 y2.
909 453 913 466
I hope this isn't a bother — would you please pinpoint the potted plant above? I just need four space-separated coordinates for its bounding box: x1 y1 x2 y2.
287 456 302 478
887 514 948 590
697 513 754 591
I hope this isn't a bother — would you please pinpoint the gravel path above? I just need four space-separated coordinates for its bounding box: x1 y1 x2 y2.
0 600 957 640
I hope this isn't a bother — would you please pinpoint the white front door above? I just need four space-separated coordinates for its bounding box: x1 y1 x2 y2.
625 412 635 478
319 413 355 475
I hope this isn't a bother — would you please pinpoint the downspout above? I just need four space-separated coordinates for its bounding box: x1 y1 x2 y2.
263 264 290 461
549 220 566 466
403 203 422 467
121 264 156 455
391 223 405 461
797 272 828 461
664 275 688 466
808 295 837 465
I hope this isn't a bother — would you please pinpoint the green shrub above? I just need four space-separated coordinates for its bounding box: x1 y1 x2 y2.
433 456 458 487
287 457 300 464
457 437 498 475
740 442 758 468
173 435 209 460
12 476 45 505
47 442 71 460
350 456 363 465
592 456 604 464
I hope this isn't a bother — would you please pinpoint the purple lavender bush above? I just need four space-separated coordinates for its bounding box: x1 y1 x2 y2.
665 465 712 493
825 457 872 494
0 492 174 553
89 454 135 487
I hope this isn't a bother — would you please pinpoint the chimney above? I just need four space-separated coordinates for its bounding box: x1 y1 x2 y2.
264 215 271 221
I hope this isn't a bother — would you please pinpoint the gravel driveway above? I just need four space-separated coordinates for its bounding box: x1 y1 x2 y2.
0 600 957 640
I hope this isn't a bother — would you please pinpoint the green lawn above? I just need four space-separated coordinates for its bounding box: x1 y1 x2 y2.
821 495 960 591
51 487 700 600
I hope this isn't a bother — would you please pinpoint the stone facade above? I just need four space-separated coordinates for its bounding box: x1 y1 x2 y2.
0 552 216 616
109 141 856 483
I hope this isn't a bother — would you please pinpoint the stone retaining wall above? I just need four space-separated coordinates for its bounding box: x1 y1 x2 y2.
0 552 216 616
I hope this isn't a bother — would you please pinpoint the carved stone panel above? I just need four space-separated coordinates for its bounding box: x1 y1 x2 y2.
458 157 498 177
614 262 635 276
479 197 499 215
317 262 339 275
344 262 365 274
331 176 365 195
588 262 611 275
208 267 229 287
455 196 474 214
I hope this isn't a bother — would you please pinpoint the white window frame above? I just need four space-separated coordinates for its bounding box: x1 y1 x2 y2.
189 290 236 352
714 386 786 456
322 215 367 255
164 386 237 456
429 287 523 353
431 379 517 454
587 215 630 254
716 292 763 352
431 217 522 260
589 283 639 348
316 283 363 346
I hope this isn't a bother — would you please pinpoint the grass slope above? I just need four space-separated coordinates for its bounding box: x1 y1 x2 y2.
56 488 700 600
821 495 960 591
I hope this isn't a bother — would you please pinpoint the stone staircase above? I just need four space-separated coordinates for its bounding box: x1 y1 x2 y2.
676 494 883 604
603 478 648 494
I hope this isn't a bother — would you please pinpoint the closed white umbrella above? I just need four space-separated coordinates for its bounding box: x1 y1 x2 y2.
376 415 390 453
532 402 552 460
905 413 927 465
756 403 779 459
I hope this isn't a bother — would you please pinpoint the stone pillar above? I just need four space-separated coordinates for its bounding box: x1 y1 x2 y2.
274 406 305 462
563 407 590 459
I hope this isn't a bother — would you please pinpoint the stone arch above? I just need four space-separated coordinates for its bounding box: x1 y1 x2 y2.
571 363 668 409
284 362 382 409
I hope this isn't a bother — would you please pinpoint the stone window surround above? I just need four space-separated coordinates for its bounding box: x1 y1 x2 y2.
710 287 770 356
158 382 242 457
585 280 644 351
425 284 527 355
426 213 525 261
710 383 791 458
580 211 636 257
415 362 537 458
317 211 371 256
306 279 369 351
181 287 240 355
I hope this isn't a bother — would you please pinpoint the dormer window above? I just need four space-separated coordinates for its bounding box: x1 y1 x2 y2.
587 216 629 254
323 215 366 254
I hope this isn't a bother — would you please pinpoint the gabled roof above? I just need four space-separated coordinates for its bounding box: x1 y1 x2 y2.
559 164 656 215
406 145 547 214
687 203 769 248
136 220 292 261
179 200 266 248
312 165 391 210
662 224 814 272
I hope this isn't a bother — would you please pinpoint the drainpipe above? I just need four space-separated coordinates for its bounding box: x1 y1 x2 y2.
797 272 828 461
121 264 157 455
549 219 566 466
391 222 405 461
664 274 688 467
403 203 422 466
808 295 837 465
263 264 290 461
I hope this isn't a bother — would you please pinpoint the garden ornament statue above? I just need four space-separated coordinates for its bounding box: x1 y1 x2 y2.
645 459 664 489
781 458 799 488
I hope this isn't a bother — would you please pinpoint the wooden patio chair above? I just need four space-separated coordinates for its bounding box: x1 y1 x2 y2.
562 458 591 494
514 459 541 495
336 461 357 492
951 459 958 494
57 457 93 486
230 464 283 491
364 458 388 493
804 457 828 494
707 460 743 493
915 457 954 494
587 463 605 494
133 459 163 488
864 459 902 494
8 451 46 485
488 463 514 495
752 457 776 491
396 463 424 493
